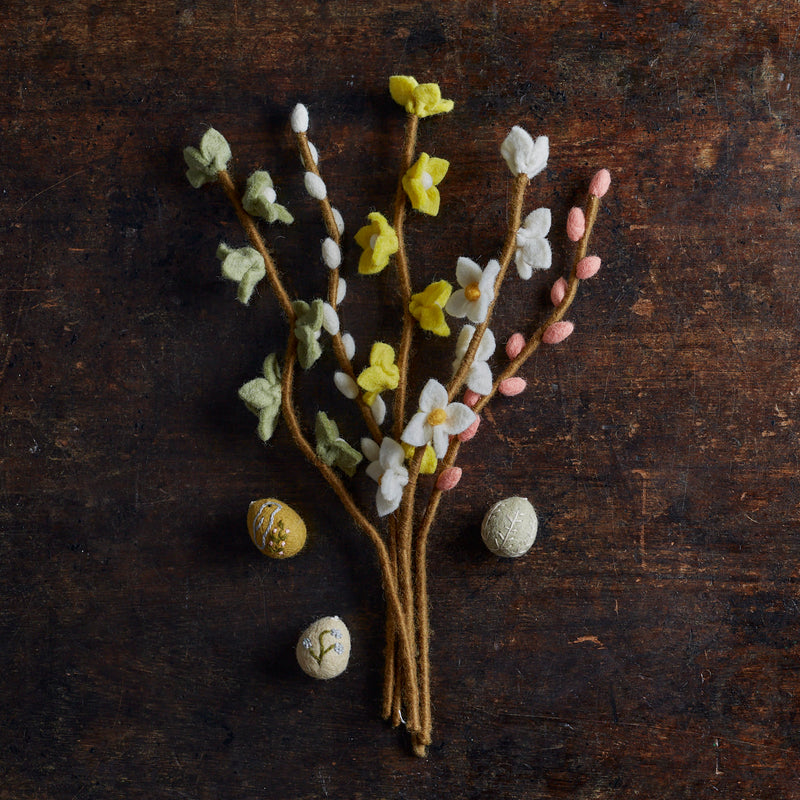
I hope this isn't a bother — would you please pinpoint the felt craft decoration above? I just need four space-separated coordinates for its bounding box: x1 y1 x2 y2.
481 496 538 557
217 243 266 305
296 616 351 679
247 498 307 558
183 76 611 756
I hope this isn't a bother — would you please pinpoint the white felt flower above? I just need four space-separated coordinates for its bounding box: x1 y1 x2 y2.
514 208 552 279
445 257 500 324
452 325 496 395
401 379 476 458
365 437 409 517
500 127 548 179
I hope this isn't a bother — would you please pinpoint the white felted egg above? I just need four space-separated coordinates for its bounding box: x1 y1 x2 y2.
296 616 351 679
481 496 538 557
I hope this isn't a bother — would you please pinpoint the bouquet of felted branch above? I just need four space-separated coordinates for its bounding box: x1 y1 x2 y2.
183 75 611 757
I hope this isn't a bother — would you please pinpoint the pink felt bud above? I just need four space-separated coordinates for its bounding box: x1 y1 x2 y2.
505 333 525 359
550 277 567 306
542 320 574 344
589 168 611 198
436 467 462 491
566 207 585 242
458 415 481 442
463 389 480 408
499 377 526 396
576 256 601 280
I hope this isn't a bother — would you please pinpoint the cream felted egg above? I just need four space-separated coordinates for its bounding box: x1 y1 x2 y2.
296 616 351 679
247 498 307 559
481 496 538 557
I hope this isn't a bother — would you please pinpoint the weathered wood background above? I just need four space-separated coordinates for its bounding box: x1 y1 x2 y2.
2 1 799 797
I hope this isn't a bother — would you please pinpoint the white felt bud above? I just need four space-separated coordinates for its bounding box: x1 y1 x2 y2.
322 303 340 335
334 371 359 399
361 437 380 462
304 172 327 200
370 395 386 425
322 237 341 270
336 278 346 304
296 616 350 679
331 207 345 235
341 332 355 360
291 103 309 133
307 140 319 165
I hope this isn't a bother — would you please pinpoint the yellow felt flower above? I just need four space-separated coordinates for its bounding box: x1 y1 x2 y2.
354 212 399 275
402 442 438 475
357 342 400 405
402 153 449 216
389 76 454 118
409 280 452 337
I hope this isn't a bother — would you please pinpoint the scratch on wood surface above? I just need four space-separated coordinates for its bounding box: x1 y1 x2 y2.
15 168 86 214
631 469 648 567
571 635 605 648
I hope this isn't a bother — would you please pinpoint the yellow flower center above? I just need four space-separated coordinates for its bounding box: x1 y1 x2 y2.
464 282 481 302
427 408 447 426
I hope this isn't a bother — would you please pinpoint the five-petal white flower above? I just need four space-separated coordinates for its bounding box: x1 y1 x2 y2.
401 379 476 458
514 208 552 279
365 437 409 517
452 325 496 395
445 257 500 324
500 127 548 179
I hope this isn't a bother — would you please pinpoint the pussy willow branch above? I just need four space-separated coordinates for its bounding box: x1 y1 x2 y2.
293 131 384 443
413 187 605 749
217 170 295 322
279 329 421 733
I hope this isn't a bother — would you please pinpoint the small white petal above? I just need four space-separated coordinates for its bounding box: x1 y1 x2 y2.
341 332 355 360
334 371 359 399
322 303 340 335
431 426 449 459
304 172 327 200
322 237 341 269
361 437 380 462
521 237 552 271
366 460 384 483
521 207 551 237
336 278 346 305
468 293 492 324
401 412 429 447
476 328 496 361
418 379 448 414
515 254 533 280
370 394 386 425
444 403 477 435
467 361 493 395
376 487 401 517
331 207 345 235
455 256 482 288
380 437 406 469
291 103 309 133
445 290 470 319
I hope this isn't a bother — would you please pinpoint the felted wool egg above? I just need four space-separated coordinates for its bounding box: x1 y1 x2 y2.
247 498 307 559
296 616 351 679
481 496 538 558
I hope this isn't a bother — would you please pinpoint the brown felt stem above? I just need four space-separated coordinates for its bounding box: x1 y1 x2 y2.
217 170 295 322
391 113 419 443
293 130 383 442
447 173 529 403
280 331 420 733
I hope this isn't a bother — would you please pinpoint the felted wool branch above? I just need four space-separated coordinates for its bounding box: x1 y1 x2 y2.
184 77 611 758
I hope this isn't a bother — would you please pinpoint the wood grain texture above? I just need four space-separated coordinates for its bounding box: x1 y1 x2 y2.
2 0 800 797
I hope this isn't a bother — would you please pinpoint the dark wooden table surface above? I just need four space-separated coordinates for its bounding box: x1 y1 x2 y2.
3 1 800 797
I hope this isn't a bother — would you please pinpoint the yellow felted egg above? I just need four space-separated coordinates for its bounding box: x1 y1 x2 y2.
247 498 307 558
